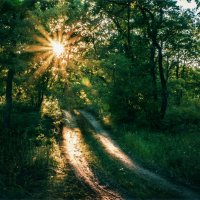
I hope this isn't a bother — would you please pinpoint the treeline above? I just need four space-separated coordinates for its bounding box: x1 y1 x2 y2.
80 0 200 131
0 0 199 132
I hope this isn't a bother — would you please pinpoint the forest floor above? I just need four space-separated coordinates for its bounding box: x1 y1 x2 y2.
60 110 200 200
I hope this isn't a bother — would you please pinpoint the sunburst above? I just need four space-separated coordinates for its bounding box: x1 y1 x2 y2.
25 20 81 79
51 41 64 57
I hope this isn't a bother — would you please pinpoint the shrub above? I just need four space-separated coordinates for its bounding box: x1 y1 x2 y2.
163 104 200 133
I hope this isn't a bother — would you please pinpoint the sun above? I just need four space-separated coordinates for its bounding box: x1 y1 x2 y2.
51 41 64 57
25 19 81 78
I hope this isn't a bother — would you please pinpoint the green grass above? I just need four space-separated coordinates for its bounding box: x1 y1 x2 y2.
114 128 200 189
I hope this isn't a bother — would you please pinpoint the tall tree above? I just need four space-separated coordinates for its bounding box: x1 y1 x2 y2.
0 0 32 128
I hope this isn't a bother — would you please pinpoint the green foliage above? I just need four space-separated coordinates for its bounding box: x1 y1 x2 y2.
87 0 200 129
0 113 53 198
40 97 63 135
0 94 65 198
163 103 200 133
1 0 198 131
41 97 62 123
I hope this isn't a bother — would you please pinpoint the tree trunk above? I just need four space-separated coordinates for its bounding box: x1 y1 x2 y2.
3 68 14 129
150 45 157 101
37 87 43 109
181 55 186 80
157 46 168 119
127 1 131 58
64 81 70 110
175 50 183 106
176 50 180 79
138 3 168 119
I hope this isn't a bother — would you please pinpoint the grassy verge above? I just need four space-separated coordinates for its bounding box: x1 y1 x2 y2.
116 128 200 189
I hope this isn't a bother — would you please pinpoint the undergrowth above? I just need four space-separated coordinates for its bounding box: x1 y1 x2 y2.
0 98 63 199
0 98 97 199
115 127 200 189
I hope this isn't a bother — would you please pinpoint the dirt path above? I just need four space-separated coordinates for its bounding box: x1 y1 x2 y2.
79 110 200 200
61 111 122 200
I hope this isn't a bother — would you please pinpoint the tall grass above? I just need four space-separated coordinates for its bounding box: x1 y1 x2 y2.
0 98 63 199
118 128 200 188
76 114 181 199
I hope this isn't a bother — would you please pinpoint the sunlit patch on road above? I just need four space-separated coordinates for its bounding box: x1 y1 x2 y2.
79 110 136 169
96 133 136 169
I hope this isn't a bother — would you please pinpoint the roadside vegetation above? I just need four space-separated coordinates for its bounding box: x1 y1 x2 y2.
116 128 200 188
0 99 96 199
0 99 60 198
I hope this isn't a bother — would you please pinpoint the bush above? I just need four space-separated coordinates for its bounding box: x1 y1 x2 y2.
40 97 62 135
163 104 200 133
0 105 63 199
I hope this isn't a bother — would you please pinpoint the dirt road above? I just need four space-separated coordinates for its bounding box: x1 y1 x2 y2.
79 110 200 200
61 110 199 199
62 111 122 200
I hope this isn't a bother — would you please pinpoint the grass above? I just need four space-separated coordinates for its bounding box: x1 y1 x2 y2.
95 107 200 189
111 127 200 191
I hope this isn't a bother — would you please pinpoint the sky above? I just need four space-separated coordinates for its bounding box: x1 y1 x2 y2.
177 0 197 9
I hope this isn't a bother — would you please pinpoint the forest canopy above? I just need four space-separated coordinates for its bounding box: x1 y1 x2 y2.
0 0 199 129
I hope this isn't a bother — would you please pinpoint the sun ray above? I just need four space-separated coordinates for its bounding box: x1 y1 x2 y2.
26 18 83 78
52 56 59 73
58 29 63 43
65 29 74 39
26 45 52 52
33 35 51 46
62 34 69 46
53 31 58 41
35 25 52 42
34 54 54 77
68 34 81 45
33 51 53 62
60 60 68 79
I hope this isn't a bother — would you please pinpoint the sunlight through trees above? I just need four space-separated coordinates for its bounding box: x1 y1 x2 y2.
0 0 199 199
